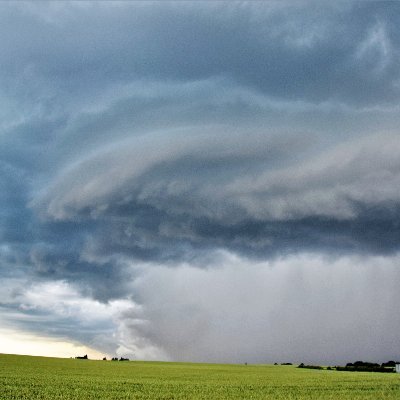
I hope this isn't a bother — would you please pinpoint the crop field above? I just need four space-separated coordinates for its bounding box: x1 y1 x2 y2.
0 354 399 399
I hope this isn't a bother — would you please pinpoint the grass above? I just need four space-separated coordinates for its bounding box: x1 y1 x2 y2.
0 354 399 399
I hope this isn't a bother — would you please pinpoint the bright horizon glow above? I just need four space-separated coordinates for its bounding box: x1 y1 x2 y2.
0 328 107 359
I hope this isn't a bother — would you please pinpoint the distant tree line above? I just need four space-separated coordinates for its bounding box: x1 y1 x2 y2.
75 355 130 362
298 363 323 370
336 360 398 373
297 360 399 373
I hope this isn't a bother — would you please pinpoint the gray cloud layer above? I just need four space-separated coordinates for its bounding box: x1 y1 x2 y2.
1 1 400 363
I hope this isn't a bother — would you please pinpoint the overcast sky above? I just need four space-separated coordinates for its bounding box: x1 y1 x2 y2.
1 1 400 364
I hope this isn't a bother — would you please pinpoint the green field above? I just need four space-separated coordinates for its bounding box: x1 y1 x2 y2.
0 354 399 399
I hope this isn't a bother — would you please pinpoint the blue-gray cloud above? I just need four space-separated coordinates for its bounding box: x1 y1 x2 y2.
1 1 400 363
2 2 400 107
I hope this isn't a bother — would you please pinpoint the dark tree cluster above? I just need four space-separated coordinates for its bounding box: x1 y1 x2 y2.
336 360 398 373
297 360 399 373
297 363 323 370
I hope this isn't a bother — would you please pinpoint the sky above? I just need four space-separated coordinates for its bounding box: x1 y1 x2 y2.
1 1 400 364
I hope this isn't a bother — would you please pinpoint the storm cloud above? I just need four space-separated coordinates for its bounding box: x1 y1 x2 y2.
1 1 400 363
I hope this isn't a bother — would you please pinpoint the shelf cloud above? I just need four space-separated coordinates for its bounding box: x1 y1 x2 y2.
1 1 400 363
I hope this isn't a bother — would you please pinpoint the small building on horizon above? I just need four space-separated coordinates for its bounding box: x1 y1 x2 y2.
396 363 400 373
